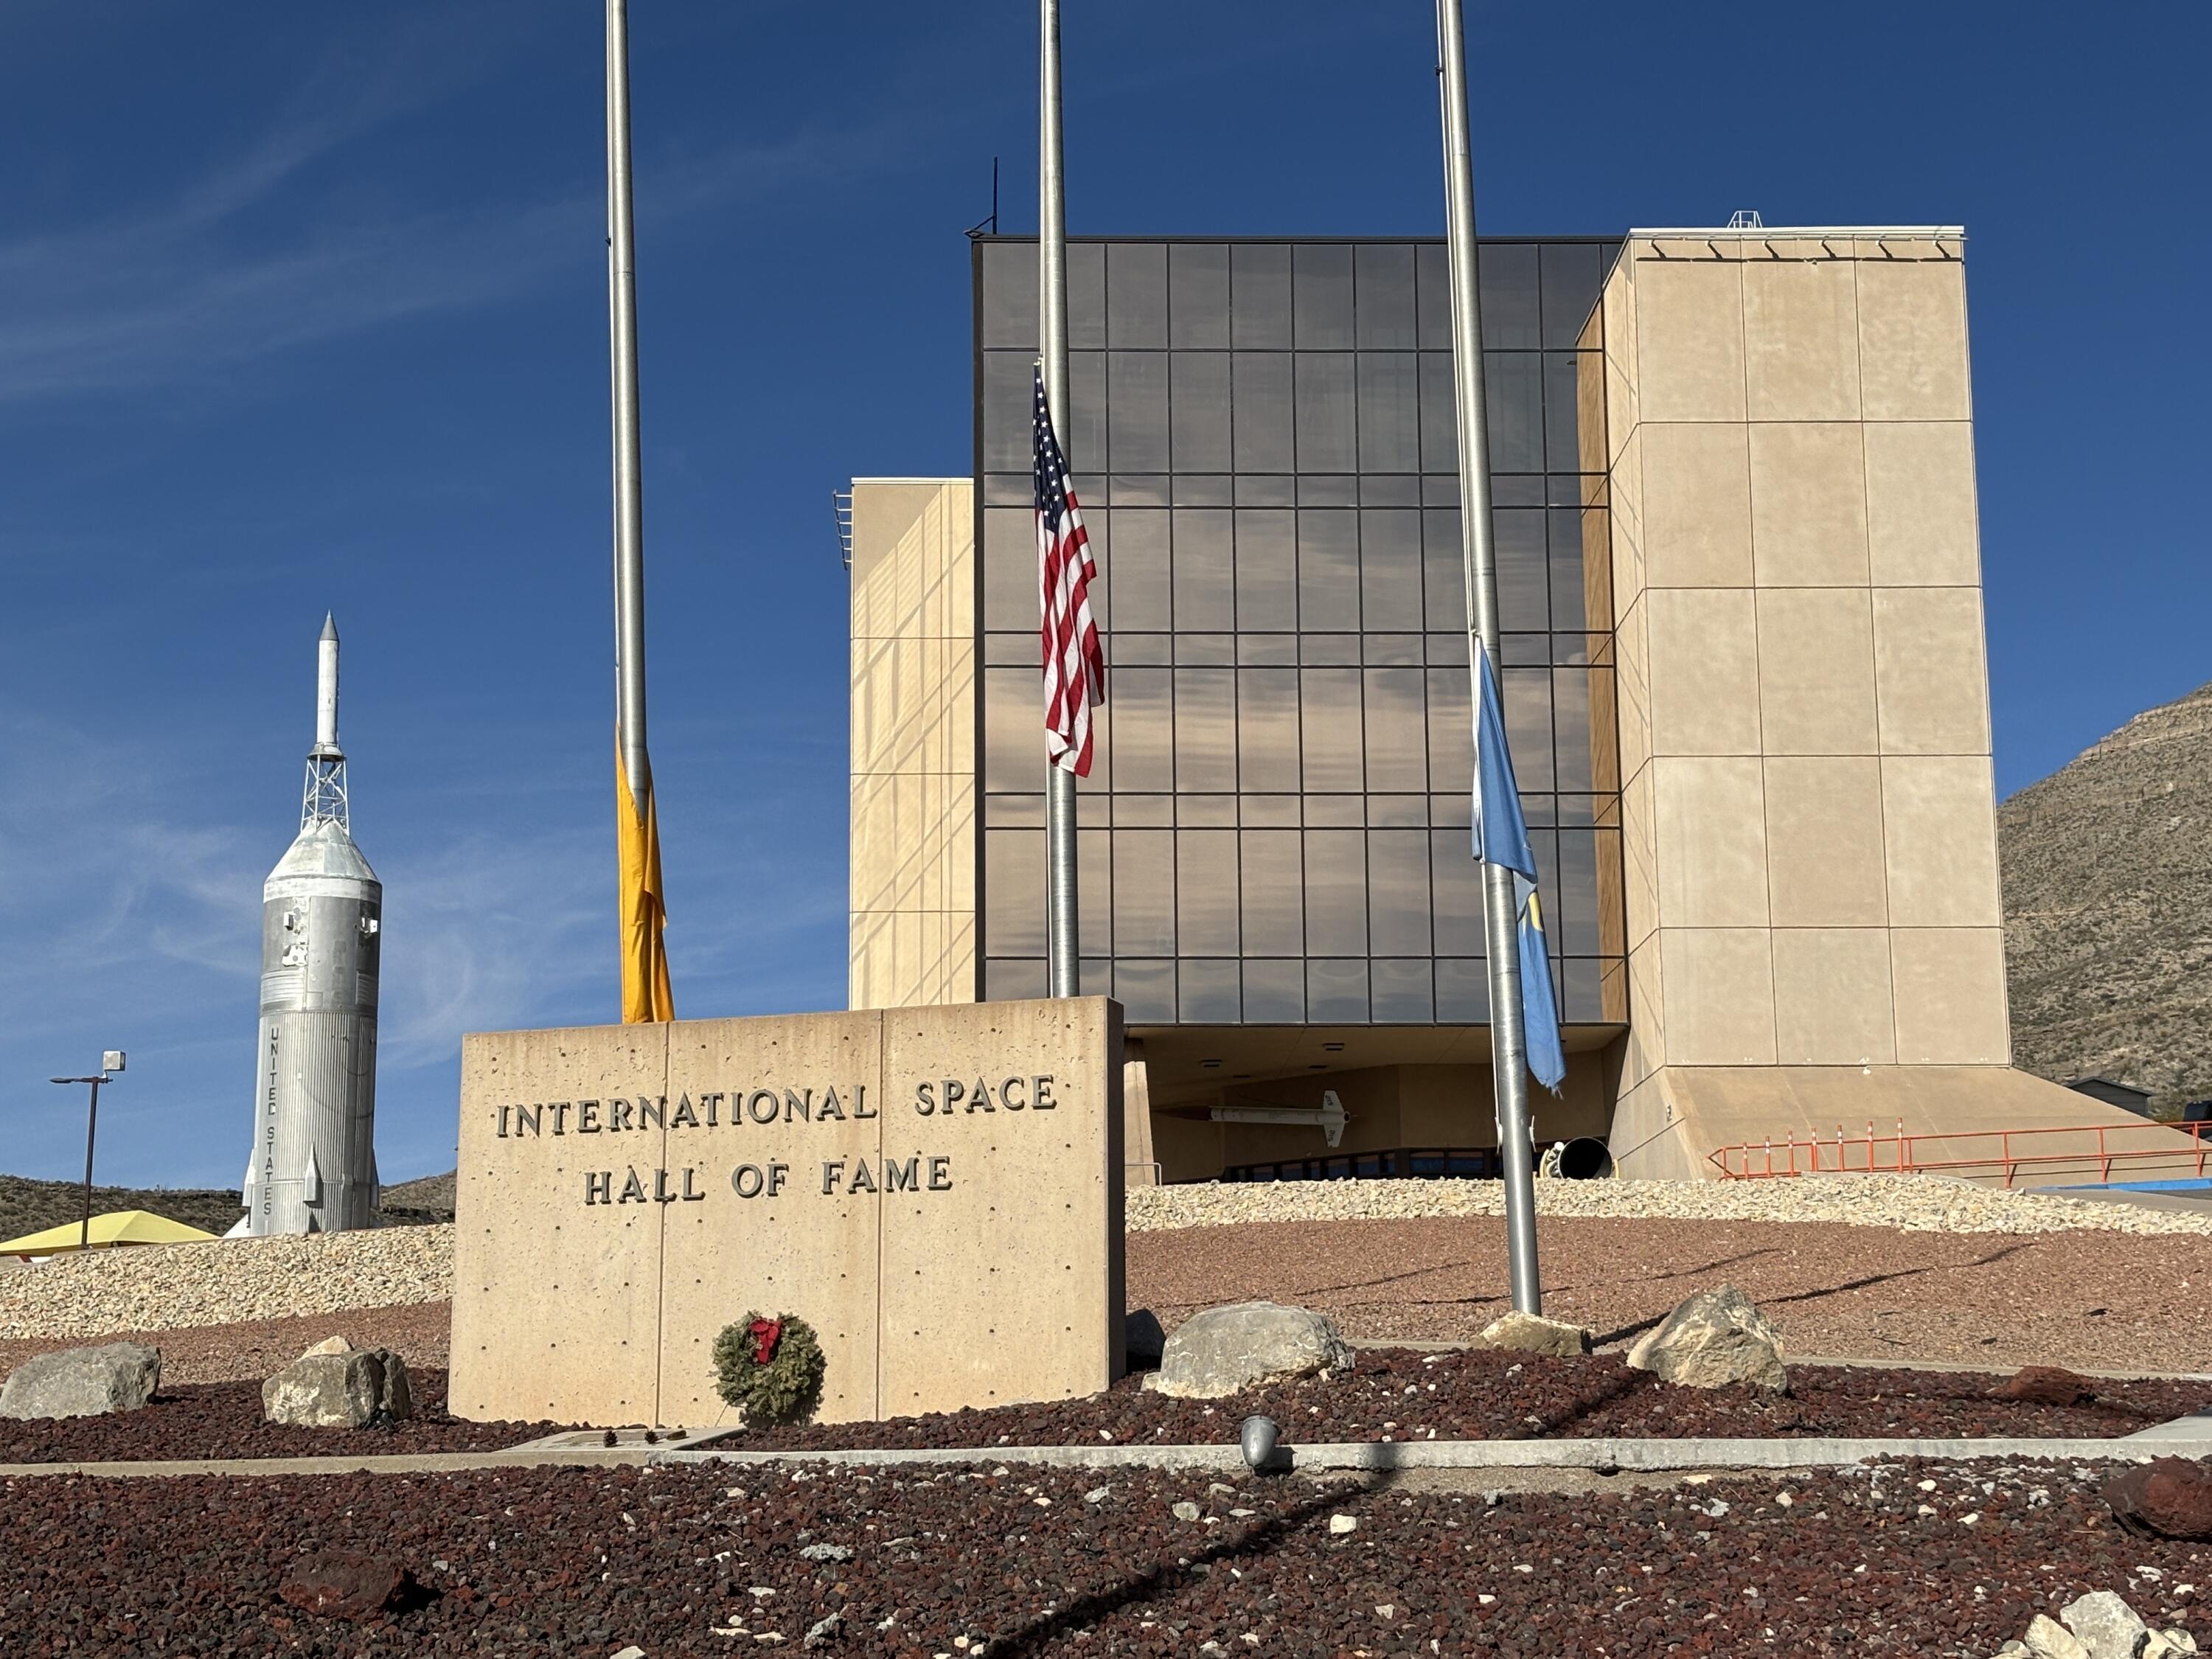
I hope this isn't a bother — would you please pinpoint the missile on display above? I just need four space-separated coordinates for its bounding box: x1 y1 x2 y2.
243 614 382 1234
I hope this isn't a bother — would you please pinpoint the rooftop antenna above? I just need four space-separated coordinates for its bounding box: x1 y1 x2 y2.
965 156 1000 239
1727 209 1764 229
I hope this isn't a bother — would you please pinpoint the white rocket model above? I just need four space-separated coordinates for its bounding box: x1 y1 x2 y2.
242 614 382 1234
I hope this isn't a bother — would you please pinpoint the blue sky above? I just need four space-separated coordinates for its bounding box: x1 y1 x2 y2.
2 1 2205 1188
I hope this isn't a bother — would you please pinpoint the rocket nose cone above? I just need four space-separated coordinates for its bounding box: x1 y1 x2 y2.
321 612 339 642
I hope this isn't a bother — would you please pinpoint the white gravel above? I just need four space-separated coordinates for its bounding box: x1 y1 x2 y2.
0 1225 453 1343
1127 1174 2212 1238
4 1175 2205 1343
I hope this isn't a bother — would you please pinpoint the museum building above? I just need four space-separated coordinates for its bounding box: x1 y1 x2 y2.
846 224 2109 1183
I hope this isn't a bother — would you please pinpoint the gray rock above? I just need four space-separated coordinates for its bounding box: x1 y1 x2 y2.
262 1347 414 1428
1481 1310 1593 1357
804 1613 843 1649
0 1341 161 1420
2152 1630 2199 1658
1171 1500 1201 1522
797 1543 853 1563
1994 1642 2033 1659
1624 1284 1787 1392
1124 1308 1167 1368
2060 1592 2152 1659
2023 1615 2091 1659
1150 1301 1352 1400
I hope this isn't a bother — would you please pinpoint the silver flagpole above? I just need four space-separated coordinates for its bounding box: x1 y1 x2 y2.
1039 0 1079 998
1436 0 1542 1314
607 0 650 824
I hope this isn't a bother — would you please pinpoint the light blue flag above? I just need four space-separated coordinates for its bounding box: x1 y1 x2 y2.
1471 640 1568 1093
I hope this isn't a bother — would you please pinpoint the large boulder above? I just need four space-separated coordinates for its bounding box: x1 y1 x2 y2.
0 1342 161 1420
2104 1457 2212 1541
1481 1310 1593 1357
1624 1284 1787 1393
2058 1591 2151 1659
278 1551 409 1619
1124 1309 1167 1369
262 1347 414 1428
1147 1301 1352 1399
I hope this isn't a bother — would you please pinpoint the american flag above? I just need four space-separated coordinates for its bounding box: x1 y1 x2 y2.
1034 366 1106 775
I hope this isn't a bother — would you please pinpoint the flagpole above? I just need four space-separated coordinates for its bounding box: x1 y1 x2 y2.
1039 0 1079 999
608 0 648 832
1436 0 1543 1314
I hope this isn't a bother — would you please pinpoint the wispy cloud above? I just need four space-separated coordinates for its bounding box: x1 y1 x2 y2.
0 10 956 409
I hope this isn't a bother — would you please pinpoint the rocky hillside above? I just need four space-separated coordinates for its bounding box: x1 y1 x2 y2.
2000 679 2212 1116
0 1175 241 1242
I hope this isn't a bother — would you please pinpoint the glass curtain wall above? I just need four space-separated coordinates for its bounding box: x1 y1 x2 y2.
974 237 1624 1026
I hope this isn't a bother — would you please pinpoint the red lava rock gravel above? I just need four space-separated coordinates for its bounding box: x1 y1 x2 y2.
1 1457 2206 1655
0 1370 561 1464
1128 1215 2212 1372
725 1347 2211 1453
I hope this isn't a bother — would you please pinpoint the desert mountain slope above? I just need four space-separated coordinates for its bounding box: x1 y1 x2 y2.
1999 679 2212 1114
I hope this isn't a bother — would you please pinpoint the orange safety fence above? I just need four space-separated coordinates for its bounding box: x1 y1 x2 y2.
1706 1119 2212 1188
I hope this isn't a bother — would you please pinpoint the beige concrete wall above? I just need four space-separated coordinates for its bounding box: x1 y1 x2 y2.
849 479 978 1012
1595 229 2028 1166
450 998 1122 1427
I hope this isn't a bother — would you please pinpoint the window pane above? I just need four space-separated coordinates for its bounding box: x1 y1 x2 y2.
1169 243 1231 347
1231 244 1291 348
1239 829 1304 955
1422 507 1467 634
1540 242 1605 348
1303 829 1367 953
1293 244 1354 348
1114 958 1175 1022
1294 353 1356 472
1548 506 1587 633
1068 241 1105 349
984 507 1035 632
1170 352 1231 473
1111 666 1173 792
982 352 1032 473
1363 667 1427 791
1108 352 1168 473
1112 509 1170 631
1176 831 1239 956
1112 830 1175 956
1360 508 1423 633
1107 243 1167 348
1232 354 1294 471
1298 509 1359 631
1178 959 1240 1022
1436 957 1489 1021
1562 957 1604 1023
1418 352 1458 473
987 959 1046 1002
1415 243 1453 349
1307 959 1369 1022
1299 667 1363 792
1553 666 1594 793
1172 509 1234 632
1544 351 1584 472
1495 507 1549 631
1237 668 1300 792
1371 959 1435 1023
1426 665 1473 799
1068 351 1107 471
1478 243 1540 348
1431 829 1484 956
984 829 1045 956
1357 352 1420 473
1235 509 1296 630
981 242 1037 349
1079 826 1111 956
1242 959 1304 1021
1368 829 1432 956
984 665 1041 792
1354 244 1417 348
1502 666 1555 791
1174 667 1235 792
1556 826 1599 956
1484 352 1544 472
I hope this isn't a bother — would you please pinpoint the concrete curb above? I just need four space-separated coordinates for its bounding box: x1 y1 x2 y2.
655 1433 2212 1475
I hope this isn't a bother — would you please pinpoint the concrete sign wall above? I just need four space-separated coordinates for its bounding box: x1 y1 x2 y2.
449 998 1124 1427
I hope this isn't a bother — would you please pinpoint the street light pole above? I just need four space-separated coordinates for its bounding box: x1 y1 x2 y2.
49 1051 123 1255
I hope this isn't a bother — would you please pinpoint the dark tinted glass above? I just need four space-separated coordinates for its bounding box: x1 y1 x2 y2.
982 242 1037 349
1231 245 1291 348
1354 244 1418 348
1108 352 1169 473
1108 243 1167 348
1360 509 1423 632
1172 509 1234 632
1294 354 1357 472
1293 246 1354 348
1357 352 1421 473
1171 352 1231 472
1234 509 1297 631
1297 510 1359 632
1169 244 1231 347
1477 243 1540 349
1232 354 1295 471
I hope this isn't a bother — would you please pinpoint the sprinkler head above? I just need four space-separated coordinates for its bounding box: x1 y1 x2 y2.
1239 1415 1281 1471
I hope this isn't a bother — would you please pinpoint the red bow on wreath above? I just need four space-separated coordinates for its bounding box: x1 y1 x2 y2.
748 1318 783 1366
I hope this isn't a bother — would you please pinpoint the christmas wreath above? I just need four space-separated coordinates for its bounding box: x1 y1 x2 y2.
712 1312 825 1425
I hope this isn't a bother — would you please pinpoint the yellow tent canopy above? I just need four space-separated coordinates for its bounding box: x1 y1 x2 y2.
0 1210 220 1257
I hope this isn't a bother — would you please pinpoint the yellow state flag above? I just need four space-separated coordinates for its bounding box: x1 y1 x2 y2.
618 747 675 1023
